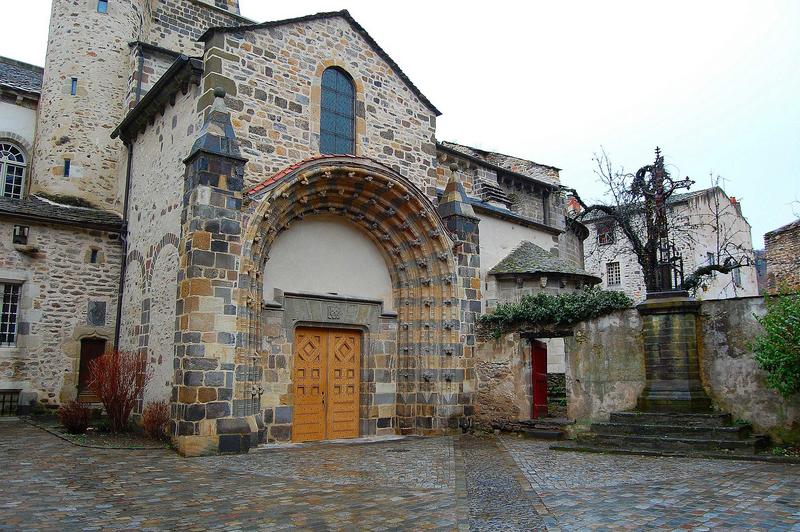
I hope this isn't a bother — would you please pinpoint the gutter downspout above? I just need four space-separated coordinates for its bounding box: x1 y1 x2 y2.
113 143 133 350
113 47 144 350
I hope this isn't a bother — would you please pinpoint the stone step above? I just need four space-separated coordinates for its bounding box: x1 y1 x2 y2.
609 411 732 427
549 442 795 462
521 428 564 440
591 421 751 440
578 432 767 454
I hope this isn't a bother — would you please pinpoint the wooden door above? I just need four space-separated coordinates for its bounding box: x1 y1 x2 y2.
531 340 548 418
292 328 327 442
327 330 360 440
292 327 360 442
78 338 106 402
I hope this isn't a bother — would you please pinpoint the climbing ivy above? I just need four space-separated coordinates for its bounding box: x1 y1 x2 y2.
753 290 800 398
478 287 633 339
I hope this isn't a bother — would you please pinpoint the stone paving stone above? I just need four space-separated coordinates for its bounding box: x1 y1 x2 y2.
458 434 544 531
0 422 459 530
500 435 800 530
3 421 798 531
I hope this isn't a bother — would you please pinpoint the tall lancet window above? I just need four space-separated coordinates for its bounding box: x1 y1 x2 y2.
320 67 355 155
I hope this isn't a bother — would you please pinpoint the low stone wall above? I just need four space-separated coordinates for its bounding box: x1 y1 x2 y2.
474 333 530 426
565 309 646 427
563 298 800 442
700 297 800 442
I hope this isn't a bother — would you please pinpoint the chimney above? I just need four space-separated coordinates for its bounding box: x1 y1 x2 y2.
566 195 582 215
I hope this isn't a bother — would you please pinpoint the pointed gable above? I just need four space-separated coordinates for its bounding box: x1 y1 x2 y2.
198 10 440 116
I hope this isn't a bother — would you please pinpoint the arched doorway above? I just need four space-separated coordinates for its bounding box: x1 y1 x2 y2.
239 156 469 441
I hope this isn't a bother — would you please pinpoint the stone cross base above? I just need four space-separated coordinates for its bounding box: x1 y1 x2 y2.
635 292 712 413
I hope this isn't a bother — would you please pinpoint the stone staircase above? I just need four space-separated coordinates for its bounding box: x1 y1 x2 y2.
552 411 769 457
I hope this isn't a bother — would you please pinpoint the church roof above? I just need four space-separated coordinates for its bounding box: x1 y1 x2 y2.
438 140 561 174
198 10 441 116
0 56 43 95
489 241 600 283
0 195 123 231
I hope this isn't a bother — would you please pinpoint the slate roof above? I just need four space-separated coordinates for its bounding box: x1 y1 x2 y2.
0 195 123 231
198 10 441 116
489 241 600 282
439 140 561 171
0 56 43 94
578 187 715 223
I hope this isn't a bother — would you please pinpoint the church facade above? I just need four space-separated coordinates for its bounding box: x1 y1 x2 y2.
0 0 592 454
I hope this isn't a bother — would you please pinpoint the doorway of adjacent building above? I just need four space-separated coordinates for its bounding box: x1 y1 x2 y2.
78 338 106 402
531 340 548 418
292 327 361 442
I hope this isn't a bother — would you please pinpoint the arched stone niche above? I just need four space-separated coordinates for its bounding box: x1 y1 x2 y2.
239 156 472 437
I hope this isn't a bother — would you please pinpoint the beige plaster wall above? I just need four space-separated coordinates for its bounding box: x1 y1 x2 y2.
0 102 37 149
263 216 394 312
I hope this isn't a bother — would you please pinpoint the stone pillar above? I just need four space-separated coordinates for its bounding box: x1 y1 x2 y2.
438 175 480 430
171 88 257 456
636 292 712 412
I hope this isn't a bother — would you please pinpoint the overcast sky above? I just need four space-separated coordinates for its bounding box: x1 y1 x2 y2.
3 1 798 247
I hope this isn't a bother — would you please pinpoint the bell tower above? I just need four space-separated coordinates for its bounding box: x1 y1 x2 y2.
31 0 148 211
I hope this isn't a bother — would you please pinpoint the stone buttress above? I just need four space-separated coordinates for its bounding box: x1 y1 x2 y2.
171 89 261 456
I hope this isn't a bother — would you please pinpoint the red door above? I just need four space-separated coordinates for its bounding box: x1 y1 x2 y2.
531 340 548 418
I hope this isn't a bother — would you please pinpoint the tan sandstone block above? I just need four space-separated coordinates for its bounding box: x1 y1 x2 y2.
175 435 219 457
193 232 211 250
179 386 197 403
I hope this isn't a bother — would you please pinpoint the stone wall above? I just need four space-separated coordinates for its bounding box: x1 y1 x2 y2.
563 300 800 441
0 218 121 403
765 219 800 293
474 333 531 425
207 16 439 193
119 86 199 404
564 309 646 426
150 0 246 56
32 0 146 211
701 297 799 442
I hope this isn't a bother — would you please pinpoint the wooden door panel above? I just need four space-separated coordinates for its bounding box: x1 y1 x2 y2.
326 331 360 440
531 340 548 418
292 328 327 442
78 338 106 403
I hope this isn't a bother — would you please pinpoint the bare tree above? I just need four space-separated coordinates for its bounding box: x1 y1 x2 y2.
563 148 749 296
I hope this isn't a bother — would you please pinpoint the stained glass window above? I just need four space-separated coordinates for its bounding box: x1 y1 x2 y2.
320 67 355 155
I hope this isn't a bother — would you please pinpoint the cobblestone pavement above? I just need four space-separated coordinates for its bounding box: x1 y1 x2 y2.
501 435 800 530
2 421 799 530
0 421 463 530
458 435 544 530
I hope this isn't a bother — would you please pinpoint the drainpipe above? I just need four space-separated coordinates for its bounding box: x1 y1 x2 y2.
113 47 145 350
113 143 134 350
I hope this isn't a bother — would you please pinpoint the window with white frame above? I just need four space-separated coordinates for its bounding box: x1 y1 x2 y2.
0 283 21 347
606 262 621 287
1 143 26 199
597 222 614 245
